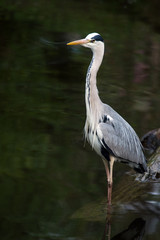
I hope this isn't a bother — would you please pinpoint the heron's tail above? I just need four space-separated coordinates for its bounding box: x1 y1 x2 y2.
134 162 147 174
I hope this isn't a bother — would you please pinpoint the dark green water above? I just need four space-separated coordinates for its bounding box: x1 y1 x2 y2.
0 1 160 239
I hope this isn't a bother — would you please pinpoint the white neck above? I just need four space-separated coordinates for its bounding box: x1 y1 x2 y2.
84 43 104 143
85 44 104 120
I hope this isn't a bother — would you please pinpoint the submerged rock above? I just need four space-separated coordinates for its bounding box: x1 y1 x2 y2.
135 129 160 181
141 128 160 154
147 146 160 179
136 146 160 181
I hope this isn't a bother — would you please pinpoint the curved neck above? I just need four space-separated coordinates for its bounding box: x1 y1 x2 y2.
85 44 104 117
90 45 104 81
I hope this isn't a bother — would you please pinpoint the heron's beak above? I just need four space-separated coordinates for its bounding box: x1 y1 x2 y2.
67 39 90 45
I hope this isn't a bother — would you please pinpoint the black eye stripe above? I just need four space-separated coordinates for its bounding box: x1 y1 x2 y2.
91 35 104 42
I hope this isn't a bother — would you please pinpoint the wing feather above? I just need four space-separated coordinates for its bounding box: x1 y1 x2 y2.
97 105 146 168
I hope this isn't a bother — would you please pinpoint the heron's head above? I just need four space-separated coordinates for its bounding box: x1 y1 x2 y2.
67 32 104 51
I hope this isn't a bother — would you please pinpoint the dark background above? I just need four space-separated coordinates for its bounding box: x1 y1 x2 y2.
0 1 160 239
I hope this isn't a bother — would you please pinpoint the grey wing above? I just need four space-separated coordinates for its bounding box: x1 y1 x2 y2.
97 111 146 168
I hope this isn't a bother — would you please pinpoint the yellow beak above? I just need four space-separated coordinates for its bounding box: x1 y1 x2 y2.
67 38 90 45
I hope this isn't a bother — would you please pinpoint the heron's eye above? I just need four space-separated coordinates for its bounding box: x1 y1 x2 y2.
90 39 95 43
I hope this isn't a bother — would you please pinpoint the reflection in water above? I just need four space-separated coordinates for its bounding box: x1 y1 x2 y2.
102 215 111 240
102 204 146 240
101 212 160 240
111 218 145 240
102 216 146 240
111 199 160 239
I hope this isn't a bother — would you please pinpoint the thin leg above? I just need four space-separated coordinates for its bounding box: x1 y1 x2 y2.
102 158 111 205
102 158 110 182
108 156 115 206
102 156 115 206
109 156 115 186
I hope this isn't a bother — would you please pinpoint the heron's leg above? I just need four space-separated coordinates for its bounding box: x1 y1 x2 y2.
108 156 115 205
102 158 111 205
109 156 115 186
102 158 110 183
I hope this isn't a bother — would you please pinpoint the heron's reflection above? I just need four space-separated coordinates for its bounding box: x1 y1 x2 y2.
102 217 146 240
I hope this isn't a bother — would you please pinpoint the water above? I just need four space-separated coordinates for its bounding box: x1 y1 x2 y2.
0 1 160 239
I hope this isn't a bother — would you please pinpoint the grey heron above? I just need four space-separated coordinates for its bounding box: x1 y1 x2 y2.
67 33 147 205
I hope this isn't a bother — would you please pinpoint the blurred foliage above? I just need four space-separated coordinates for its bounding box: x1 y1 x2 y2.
0 0 160 32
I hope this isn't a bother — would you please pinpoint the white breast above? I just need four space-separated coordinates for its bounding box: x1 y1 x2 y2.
85 123 102 157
